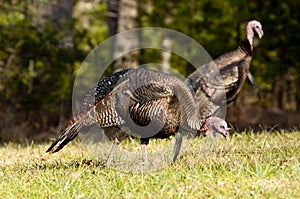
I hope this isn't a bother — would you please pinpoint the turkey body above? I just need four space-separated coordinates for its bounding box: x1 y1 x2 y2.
47 68 217 163
187 20 264 106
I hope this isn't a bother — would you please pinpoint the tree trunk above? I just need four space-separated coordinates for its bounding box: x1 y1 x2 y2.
161 35 171 73
273 78 285 109
36 0 74 128
112 0 139 71
37 0 74 49
160 12 173 74
107 0 121 37
107 0 121 62
296 78 300 112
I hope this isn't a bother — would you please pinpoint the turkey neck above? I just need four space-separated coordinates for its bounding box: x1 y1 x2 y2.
246 22 255 50
213 39 252 70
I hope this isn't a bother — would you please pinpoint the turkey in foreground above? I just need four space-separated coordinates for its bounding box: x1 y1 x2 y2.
46 68 230 164
187 20 264 106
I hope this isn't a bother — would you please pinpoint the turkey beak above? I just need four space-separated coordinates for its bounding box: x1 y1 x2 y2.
222 128 231 140
258 29 264 38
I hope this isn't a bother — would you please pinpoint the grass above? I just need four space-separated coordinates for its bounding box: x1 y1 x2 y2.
1 131 300 198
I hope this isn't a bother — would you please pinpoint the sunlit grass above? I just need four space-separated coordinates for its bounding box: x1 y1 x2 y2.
1 131 300 198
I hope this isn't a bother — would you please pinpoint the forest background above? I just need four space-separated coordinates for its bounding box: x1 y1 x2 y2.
0 0 299 142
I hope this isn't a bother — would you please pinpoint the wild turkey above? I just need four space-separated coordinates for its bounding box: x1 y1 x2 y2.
47 68 230 163
187 20 264 105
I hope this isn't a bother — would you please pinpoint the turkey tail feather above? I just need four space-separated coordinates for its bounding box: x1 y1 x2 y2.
46 120 84 154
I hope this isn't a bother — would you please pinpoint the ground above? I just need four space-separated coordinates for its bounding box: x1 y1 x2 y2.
0 131 300 198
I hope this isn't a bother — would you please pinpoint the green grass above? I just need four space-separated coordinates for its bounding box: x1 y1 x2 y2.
1 131 300 198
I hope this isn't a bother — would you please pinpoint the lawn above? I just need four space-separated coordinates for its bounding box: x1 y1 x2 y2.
1 131 300 198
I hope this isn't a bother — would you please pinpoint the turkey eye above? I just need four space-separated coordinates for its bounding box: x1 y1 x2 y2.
220 125 225 129
256 25 259 29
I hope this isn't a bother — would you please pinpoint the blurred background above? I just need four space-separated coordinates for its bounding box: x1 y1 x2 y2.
0 0 299 142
